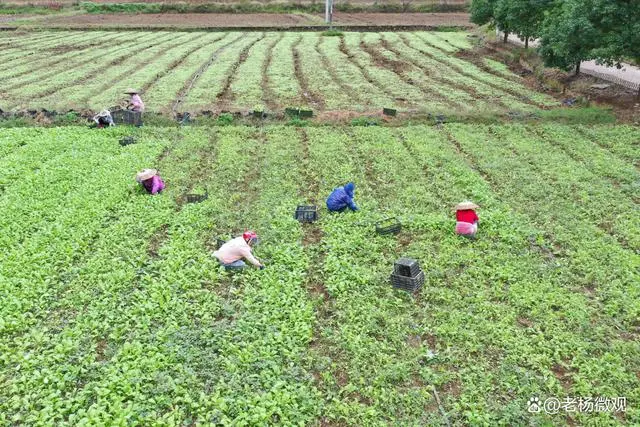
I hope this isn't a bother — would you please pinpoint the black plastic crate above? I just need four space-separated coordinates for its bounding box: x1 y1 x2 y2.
383 107 397 116
295 205 318 223
376 217 401 235
253 110 266 119
119 136 136 146
185 190 209 204
391 270 425 292
299 110 313 118
112 109 142 126
394 257 421 278
285 107 299 117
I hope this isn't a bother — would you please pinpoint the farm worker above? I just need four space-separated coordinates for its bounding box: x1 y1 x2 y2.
92 109 114 128
455 200 479 238
213 231 265 271
136 168 165 195
124 88 145 112
327 182 359 213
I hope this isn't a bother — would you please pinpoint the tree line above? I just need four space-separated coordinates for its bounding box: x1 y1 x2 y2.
470 0 640 74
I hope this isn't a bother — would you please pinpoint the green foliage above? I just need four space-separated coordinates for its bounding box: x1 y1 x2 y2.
470 0 497 26
0 125 638 424
321 30 344 37
496 0 552 47
540 0 640 71
215 113 234 126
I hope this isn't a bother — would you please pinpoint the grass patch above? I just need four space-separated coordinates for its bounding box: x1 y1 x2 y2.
322 29 344 37
0 3 63 15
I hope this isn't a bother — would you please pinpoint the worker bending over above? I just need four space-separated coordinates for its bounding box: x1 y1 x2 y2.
213 231 265 271
136 169 165 195
327 182 358 213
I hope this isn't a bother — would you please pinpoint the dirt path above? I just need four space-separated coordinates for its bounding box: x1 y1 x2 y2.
5 12 472 30
498 31 640 91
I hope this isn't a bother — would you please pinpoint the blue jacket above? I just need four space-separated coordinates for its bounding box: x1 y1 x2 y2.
326 182 358 212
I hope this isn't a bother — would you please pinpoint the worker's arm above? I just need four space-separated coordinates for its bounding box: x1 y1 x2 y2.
241 247 262 267
347 197 358 211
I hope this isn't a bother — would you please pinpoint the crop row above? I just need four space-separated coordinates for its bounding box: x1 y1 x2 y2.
0 30 558 115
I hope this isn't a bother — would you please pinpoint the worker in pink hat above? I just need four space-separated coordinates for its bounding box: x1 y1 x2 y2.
455 200 479 238
136 168 165 195
124 88 145 112
213 231 265 271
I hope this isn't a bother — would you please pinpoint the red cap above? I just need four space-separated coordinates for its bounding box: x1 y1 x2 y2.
243 231 258 242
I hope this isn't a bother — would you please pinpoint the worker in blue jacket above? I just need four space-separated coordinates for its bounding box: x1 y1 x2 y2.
326 182 359 212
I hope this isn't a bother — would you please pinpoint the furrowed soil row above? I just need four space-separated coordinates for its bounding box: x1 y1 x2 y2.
292 35 324 109
3 33 164 97
139 35 228 95
0 31 125 71
379 34 474 107
0 33 132 83
496 127 637 250
77 32 201 107
360 36 459 109
0 32 98 66
26 35 176 101
314 36 364 106
413 33 545 108
215 33 265 111
525 126 640 203
395 33 506 108
453 48 523 84
572 126 640 170
297 127 328 302
172 33 243 115
261 32 284 111
338 35 408 107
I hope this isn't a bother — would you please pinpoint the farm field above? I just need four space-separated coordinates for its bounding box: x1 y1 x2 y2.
0 30 556 115
3 0 468 6
0 124 638 425
11 12 475 29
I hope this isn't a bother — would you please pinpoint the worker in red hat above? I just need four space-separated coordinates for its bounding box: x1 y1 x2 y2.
455 200 479 238
213 231 265 270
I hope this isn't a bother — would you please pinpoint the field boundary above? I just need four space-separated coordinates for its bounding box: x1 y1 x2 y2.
0 24 473 32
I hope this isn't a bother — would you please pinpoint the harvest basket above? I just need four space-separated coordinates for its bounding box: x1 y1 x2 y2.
295 205 318 223
391 270 425 293
185 189 209 204
375 217 401 235
253 110 266 119
393 257 421 278
299 110 313 118
383 107 397 116
112 108 142 126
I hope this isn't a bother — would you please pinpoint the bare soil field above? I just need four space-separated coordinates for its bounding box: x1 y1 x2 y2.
6 0 467 5
8 12 472 29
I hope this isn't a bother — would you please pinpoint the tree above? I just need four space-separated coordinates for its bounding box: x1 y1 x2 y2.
469 0 512 43
470 0 497 26
539 0 640 75
494 0 553 48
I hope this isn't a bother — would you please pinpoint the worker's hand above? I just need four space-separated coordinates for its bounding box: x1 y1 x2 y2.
259 264 265 270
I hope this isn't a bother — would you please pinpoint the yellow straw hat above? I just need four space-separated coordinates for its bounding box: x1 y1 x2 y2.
136 168 157 183
455 200 479 210
124 88 139 94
